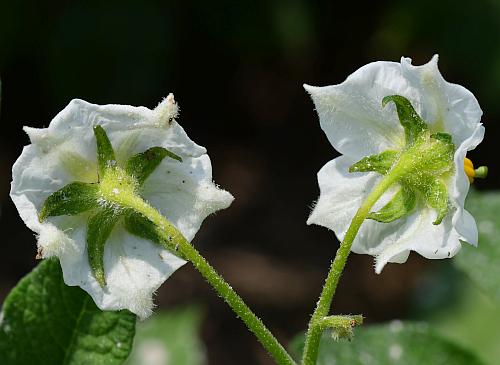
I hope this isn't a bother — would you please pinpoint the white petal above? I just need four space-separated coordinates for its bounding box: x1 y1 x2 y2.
10 97 233 318
305 56 483 161
448 123 484 246
307 155 380 235
142 154 234 241
373 211 462 274
304 61 414 159
454 209 478 246
308 156 465 274
57 222 186 320
10 143 79 233
400 55 483 146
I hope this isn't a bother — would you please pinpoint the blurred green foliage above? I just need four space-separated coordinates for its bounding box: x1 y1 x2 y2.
431 279 500 365
125 307 206 365
455 190 500 302
290 321 484 365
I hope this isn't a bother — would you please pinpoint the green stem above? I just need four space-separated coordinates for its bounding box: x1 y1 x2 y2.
301 173 397 365
125 196 296 365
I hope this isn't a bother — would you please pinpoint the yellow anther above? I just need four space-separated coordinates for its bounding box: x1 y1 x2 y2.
464 157 489 183
464 157 475 183
464 157 473 169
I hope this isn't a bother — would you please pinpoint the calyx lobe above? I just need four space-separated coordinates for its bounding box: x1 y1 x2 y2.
349 95 455 225
39 126 183 286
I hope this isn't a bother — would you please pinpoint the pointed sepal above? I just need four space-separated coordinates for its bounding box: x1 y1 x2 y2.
423 132 455 173
406 173 449 225
93 125 117 179
349 150 398 175
382 95 428 146
430 132 452 144
124 211 185 259
125 147 182 186
367 185 416 223
87 206 122 287
422 175 448 225
39 182 100 222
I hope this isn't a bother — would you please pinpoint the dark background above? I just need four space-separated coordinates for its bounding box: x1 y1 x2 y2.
1 1 499 364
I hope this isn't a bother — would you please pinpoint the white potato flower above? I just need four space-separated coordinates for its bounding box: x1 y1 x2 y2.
305 55 485 273
11 94 234 318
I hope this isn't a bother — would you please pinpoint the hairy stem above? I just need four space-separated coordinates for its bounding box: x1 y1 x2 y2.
125 196 296 365
301 173 397 365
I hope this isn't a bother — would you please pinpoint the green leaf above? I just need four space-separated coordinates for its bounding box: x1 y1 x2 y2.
87 207 122 287
125 146 182 185
349 150 398 175
368 185 416 223
419 268 500 365
383 95 429 146
93 125 117 179
39 182 100 222
125 307 206 365
455 190 500 303
0 259 136 365
290 322 485 365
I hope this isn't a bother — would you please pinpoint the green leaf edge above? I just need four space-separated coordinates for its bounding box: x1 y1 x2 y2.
0 259 137 365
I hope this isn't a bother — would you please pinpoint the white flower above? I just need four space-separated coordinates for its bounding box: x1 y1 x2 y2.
10 94 234 318
305 55 484 273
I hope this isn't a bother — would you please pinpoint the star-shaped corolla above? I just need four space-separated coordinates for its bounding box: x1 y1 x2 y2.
305 55 485 273
11 94 234 318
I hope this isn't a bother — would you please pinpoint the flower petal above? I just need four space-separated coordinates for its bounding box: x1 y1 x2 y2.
400 55 483 146
304 61 414 159
448 123 484 246
305 56 483 161
308 155 402 239
308 156 465 274
454 209 478 247
142 154 234 242
307 155 380 235
373 210 462 274
11 144 78 234
56 221 186 319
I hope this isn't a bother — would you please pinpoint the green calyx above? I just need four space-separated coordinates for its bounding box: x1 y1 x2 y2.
39 125 183 286
349 95 455 225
